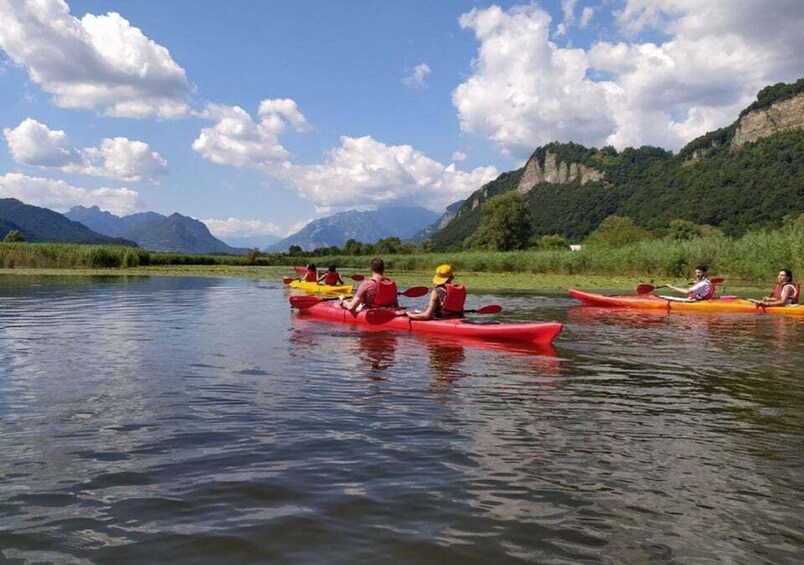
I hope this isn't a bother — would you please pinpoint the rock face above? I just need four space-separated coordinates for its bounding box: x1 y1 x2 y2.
516 150 604 193
733 93 804 147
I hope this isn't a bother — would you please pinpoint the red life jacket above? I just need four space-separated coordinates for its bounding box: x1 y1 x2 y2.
774 282 800 304
440 284 466 316
323 272 341 286
303 271 318 282
373 278 398 307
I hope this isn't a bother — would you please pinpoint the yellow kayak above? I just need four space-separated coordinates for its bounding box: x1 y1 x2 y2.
288 279 353 295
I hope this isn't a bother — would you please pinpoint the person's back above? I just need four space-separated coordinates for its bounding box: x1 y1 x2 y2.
406 264 465 321
320 265 344 286
303 264 318 283
341 257 397 311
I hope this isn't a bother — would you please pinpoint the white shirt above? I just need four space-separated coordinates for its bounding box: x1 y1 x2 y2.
689 279 712 300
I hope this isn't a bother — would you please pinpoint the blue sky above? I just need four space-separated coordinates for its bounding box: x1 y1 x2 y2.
1 0 802 246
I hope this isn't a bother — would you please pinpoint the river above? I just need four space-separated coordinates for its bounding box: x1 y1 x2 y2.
1 275 802 564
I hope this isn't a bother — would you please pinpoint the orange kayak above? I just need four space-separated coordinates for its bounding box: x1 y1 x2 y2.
568 289 804 317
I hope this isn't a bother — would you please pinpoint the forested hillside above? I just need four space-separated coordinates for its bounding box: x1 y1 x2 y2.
432 80 804 251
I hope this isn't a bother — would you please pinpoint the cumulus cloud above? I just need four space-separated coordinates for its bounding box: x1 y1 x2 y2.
0 0 191 118
201 217 284 238
403 63 431 89
453 1 804 156
0 172 143 215
4 118 167 182
192 99 309 172
452 150 467 162
282 135 499 213
579 7 594 28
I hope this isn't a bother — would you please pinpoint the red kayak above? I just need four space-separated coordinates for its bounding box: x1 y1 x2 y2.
292 300 563 345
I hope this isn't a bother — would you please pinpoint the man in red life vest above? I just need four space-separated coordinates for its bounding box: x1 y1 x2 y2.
759 269 800 306
405 263 466 320
340 257 398 312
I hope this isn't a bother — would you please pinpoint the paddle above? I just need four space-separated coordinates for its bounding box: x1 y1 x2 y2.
349 274 365 281
290 286 429 309
364 304 502 324
637 277 725 294
283 276 295 284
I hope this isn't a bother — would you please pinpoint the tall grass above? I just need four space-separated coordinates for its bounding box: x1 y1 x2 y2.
1 226 800 280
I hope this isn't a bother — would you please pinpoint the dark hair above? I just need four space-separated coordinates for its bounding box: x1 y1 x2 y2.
694 264 708 273
307 263 316 271
781 269 793 283
328 264 337 272
370 257 385 274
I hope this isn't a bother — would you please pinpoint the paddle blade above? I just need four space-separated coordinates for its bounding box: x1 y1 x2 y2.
470 305 502 314
401 286 429 298
636 284 656 295
350 274 365 281
711 277 725 284
289 295 324 309
283 276 295 285
293 266 307 275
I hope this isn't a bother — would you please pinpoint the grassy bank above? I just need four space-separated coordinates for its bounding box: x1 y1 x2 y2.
0 226 799 292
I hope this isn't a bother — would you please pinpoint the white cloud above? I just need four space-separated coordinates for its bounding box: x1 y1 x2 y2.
282 135 498 213
3 118 80 167
579 7 594 28
201 217 284 238
452 150 467 162
403 63 431 89
4 118 167 182
0 172 143 215
192 100 309 171
0 0 191 118
453 1 804 156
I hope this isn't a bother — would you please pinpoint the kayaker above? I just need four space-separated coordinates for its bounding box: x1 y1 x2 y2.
758 269 799 306
318 264 344 286
340 257 398 311
405 264 466 320
666 265 714 300
302 263 318 283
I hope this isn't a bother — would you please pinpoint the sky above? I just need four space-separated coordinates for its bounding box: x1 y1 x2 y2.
0 0 802 246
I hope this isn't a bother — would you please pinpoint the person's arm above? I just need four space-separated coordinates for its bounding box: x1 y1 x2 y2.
317 273 326 283
405 290 439 320
340 281 368 311
761 285 793 307
665 284 689 295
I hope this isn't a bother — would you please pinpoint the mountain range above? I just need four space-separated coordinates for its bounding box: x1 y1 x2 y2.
64 206 246 254
268 206 440 251
0 199 135 245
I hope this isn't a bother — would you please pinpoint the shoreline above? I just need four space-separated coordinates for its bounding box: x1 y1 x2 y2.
0 266 768 296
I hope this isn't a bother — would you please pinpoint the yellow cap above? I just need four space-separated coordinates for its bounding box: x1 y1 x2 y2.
432 263 454 285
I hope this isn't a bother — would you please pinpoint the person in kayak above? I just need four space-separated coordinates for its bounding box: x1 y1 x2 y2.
340 257 398 311
405 263 466 320
302 264 318 283
666 265 714 300
318 264 344 286
757 269 799 306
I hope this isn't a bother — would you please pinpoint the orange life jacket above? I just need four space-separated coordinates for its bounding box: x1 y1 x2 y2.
774 282 800 304
373 278 398 307
323 272 341 286
439 284 466 317
303 271 318 282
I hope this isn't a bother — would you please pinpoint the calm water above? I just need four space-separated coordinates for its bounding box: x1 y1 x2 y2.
1 275 802 564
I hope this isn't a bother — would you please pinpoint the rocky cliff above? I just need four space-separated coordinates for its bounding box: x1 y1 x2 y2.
732 92 804 147
516 150 604 193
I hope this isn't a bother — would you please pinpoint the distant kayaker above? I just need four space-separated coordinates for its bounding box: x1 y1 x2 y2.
405 264 466 320
318 264 344 286
758 269 799 306
666 265 714 300
340 257 398 311
302 264 318 283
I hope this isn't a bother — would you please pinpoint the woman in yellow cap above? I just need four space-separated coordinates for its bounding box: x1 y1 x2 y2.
405 264 466 320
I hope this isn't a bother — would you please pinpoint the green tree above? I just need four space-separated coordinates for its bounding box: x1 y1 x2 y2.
3 230 25 242
287 244 303 255
464 191 532 251
246 247 262 264
586 215 654 247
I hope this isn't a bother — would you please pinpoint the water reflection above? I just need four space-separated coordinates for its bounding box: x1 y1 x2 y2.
357 332 398 379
